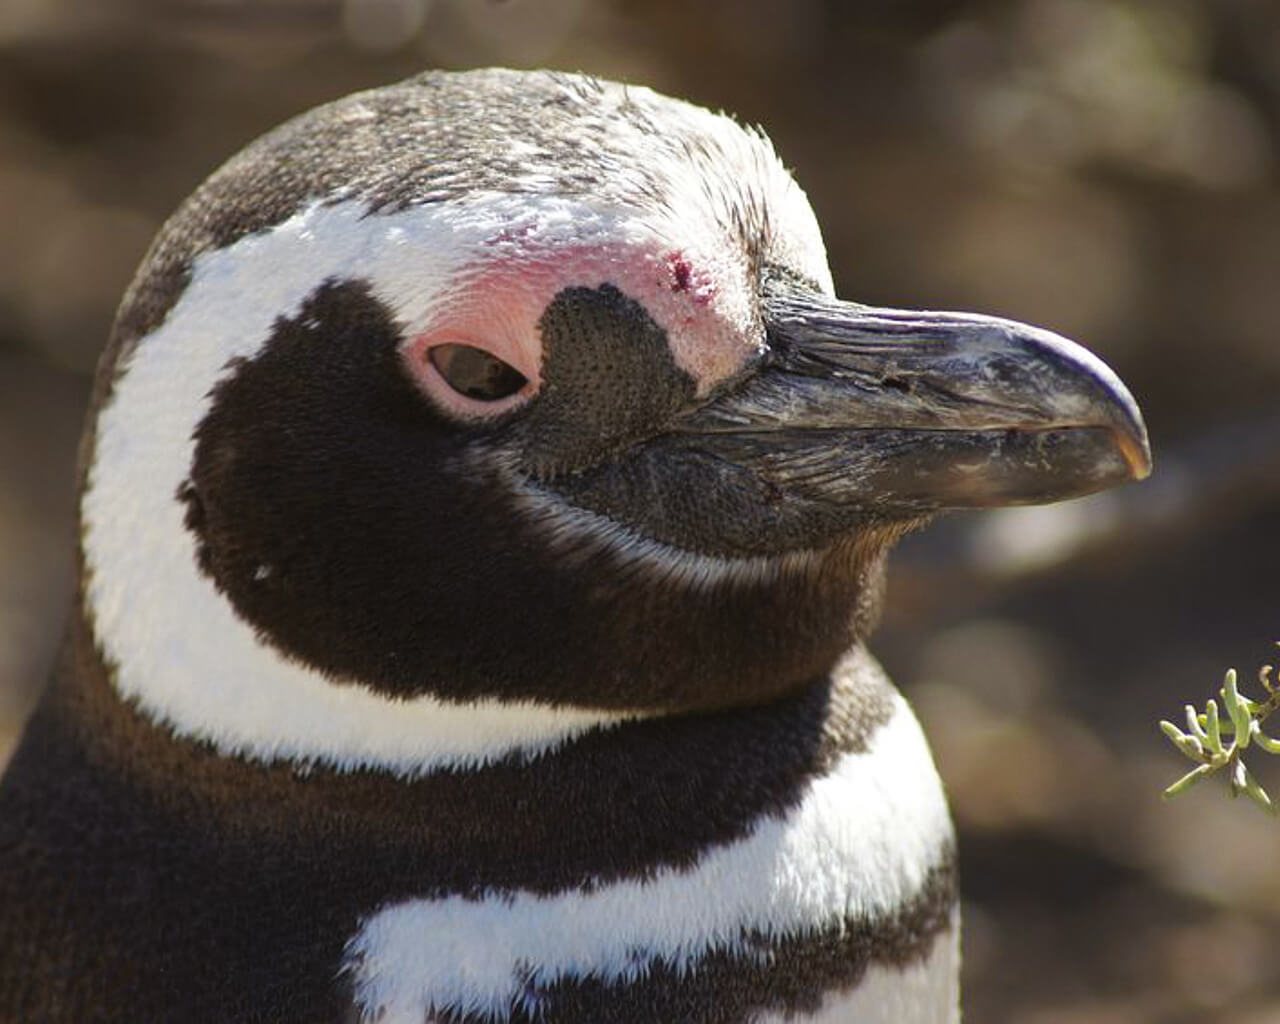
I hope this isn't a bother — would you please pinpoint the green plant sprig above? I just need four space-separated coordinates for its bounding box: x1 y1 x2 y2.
1160 656 1280 815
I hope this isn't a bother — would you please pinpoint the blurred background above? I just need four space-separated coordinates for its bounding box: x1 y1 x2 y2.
1 0 1278 1019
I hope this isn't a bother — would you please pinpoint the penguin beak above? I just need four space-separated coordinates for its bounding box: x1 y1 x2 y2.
674 285 1151 514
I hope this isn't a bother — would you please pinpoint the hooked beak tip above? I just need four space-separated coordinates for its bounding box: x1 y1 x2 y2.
1118 429 1154 481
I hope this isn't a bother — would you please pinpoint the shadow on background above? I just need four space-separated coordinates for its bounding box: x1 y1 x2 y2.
2 1 1279 1020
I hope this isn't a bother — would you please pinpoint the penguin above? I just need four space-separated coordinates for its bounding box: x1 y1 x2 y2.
0 69 1149 1023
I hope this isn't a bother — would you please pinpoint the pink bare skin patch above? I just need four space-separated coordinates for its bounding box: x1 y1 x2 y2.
400 239 762 422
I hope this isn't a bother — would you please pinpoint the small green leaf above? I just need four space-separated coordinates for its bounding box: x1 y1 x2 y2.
1159 720 1204 761
1224 670 1252 748
1186 703 1209 743
1163 762 1216 799
1238 761 1276 815
1252 724 1280 755
1231 757 1249 795
1205 698 1223 754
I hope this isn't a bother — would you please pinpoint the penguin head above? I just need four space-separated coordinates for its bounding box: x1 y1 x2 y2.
80 70 1149 769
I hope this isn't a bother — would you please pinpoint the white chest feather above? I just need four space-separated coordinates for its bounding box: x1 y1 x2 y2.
343 694 957 1023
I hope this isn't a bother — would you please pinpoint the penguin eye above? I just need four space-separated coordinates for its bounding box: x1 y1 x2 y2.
427 344 528 401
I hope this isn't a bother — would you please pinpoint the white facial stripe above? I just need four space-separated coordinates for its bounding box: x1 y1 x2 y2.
343 694 955 1022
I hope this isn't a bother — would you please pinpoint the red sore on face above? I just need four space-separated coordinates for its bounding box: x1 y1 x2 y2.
668 253 693 293
664 251 717 308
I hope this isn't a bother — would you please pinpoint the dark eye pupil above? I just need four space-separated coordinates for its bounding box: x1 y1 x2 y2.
428 344 528 401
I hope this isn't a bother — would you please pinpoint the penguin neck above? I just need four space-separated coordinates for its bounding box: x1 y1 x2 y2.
29 602 908 897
